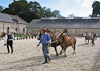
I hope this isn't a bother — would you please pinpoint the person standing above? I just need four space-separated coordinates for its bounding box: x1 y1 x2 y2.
5 31 14 53
91 32 95 46
37 28 51 64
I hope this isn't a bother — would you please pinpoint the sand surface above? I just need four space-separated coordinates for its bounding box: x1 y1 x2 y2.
0 37 100 71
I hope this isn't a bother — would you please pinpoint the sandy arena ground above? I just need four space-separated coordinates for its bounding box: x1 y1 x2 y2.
0 37 100 71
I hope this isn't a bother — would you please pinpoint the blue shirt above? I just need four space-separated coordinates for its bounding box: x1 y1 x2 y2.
39 32 51 44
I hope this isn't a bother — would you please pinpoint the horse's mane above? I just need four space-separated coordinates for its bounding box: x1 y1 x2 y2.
63 33 68 37
59 31 68 37
46 28 57 37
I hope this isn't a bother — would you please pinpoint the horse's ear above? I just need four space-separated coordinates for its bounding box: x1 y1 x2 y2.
59 31 63 33
63 33 67 39
61 33 64 40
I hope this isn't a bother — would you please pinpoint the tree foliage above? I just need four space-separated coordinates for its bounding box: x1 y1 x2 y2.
2 0 62 23
0 6 3 13
91 1 100 17
68 14 76 17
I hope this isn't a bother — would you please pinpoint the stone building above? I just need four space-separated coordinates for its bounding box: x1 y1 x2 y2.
26 17 100 36
0 13 28 34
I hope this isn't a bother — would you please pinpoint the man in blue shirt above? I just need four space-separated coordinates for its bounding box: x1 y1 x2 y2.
37 28 51 64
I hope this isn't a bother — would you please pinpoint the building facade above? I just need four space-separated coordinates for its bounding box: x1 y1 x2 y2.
0 13 28 34
26 17 100 36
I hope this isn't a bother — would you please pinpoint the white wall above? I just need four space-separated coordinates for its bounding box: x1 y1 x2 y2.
0 22 27 34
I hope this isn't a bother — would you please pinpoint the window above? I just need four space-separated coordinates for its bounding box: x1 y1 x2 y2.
23 28 25 33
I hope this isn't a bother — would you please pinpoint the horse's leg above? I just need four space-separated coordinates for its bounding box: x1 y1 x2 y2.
88 40 89 44
54 47 59 56
72 44 76 54
60 47 64 55
64 47 67 57
90 39 92 44
60 48 63 55
85 38 86 42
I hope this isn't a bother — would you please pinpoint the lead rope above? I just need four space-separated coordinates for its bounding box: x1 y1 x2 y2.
36 44 42 52
46 40 58 47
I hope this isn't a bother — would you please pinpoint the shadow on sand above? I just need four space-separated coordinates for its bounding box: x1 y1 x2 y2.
1 54 65 71
0 52 9 54
77 43 92 47
91 47 100 71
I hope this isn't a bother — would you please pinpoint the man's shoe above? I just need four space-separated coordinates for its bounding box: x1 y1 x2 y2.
42 62 47 64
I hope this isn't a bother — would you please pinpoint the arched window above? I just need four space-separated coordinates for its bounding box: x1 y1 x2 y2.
23 28 25 33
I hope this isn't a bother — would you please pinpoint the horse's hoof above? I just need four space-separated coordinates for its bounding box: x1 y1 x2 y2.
56 53 59 56
60 53 62 55
64 54 67 57
73 52 76 55
64 55 67 57
60 52 62 55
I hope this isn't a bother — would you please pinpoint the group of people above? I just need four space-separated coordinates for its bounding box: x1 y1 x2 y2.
4 28 51 64
4 29 98 64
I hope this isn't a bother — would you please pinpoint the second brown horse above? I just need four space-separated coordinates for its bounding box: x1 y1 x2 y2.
57 32 76 57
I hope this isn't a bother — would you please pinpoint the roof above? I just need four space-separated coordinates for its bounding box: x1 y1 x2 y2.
0 13 28 24
26 17 100 29
41 17 100 20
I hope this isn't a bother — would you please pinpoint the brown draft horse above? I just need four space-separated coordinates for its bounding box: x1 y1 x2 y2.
85 34 91 44
57 32 76 57
37 28 62 56
0 32 7 39
76 33 83 37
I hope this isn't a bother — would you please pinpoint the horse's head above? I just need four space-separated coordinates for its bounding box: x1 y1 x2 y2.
57 31 68 41
57 31 64 40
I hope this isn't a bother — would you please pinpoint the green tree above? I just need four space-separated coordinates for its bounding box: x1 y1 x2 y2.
2 0 62 22
68 14 76 17
42 7 62 17
2 0 30 22
29 1 42 19
92 1 100 17
3 0 30 15
52 10 62 17
29 1 41 13
0 6 3 13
